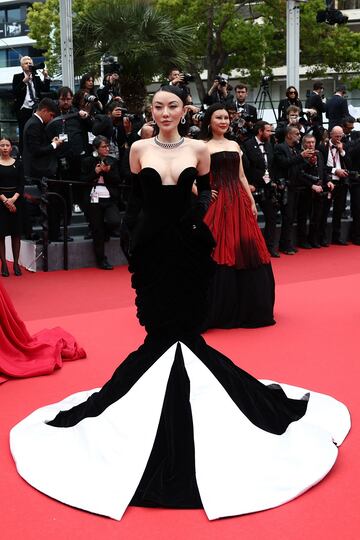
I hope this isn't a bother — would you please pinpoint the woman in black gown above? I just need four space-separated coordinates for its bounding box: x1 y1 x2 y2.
0 137 24 277
10 86 350 521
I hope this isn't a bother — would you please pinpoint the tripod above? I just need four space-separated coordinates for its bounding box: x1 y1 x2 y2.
255 83 278 123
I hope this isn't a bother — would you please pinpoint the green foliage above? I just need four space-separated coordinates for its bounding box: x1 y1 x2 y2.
27 0 360 93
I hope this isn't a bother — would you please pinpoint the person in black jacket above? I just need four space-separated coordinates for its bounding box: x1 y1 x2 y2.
305 81 326 127
297 134 328 248
81 136 121 269
243 121 279 257
318 126 351 245
326 84 349 132
273 126 313 254
278 86 302 123
12 56 51 152
22 98 64 241
341 117 360 245
46 86 92 217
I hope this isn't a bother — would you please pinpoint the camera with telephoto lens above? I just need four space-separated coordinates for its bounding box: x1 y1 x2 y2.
215 75 227 87
181 73 195 85
83 93 99 104
345 170 360 185
253 182 280 209
29 62 45 74
118 107 136 122
276 178 289 206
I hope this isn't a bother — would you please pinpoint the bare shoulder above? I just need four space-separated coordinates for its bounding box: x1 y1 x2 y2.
227 140 241 153
187 138 208 156
131 138 153 152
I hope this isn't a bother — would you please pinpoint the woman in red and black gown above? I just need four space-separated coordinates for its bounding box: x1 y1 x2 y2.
201 104 275 329
0 282 86 383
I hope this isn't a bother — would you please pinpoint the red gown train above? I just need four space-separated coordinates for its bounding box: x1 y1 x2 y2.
0 282 86 383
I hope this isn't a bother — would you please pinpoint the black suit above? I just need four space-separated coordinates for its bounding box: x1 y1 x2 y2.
23 114 61 240
12 71 50 152
318 142 350 242
243 137 277 250
278 98 302 123
297 153 327 245
326 94 349 131
305 92 326 126
274 142 305 250
344 131 360 243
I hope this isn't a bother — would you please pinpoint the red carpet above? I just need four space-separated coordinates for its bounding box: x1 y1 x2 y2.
1 246 360 540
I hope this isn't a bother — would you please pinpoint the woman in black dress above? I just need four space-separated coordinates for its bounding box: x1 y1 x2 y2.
278 86 302 123
0 137 24 276
10 86 350 521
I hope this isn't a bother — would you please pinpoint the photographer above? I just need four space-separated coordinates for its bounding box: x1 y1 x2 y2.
342 117 360 245
97 71 124 109
297 134 327 248
243 121 279 257
274 126 313 254
203 75 232 107
164 67 191 96
73 73 103 116
81 136 121 269
275 105 306 144
46 87 93 224
12 56 51 153
318 126 351 245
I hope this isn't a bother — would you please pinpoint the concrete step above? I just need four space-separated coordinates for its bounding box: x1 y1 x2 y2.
10 236 127 272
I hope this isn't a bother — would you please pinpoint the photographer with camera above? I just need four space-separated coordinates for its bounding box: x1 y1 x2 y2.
341 117 360 245
297 134 328 248
164 67 192 96
12 56 51 153
97 71 124 109
81 135 121 270
318 126 351 245
275 105 307 145
73 74 103 116
274 126 314 255
203 75 232 107
243 121 279 257
45 86 93 229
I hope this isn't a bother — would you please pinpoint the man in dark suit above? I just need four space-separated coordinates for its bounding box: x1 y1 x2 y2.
243 121 279 257
305 81 326 126
341 117 360 245
318 125 351 245
273 126 313 254
23 98 64 241
297 134 328 248
12 56 50 152
326 84 349 131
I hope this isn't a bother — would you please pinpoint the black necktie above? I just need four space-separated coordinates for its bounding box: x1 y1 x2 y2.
27 80 36 103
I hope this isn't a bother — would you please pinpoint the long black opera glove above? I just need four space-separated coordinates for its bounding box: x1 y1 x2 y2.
120 173 142 259
188 172 212 224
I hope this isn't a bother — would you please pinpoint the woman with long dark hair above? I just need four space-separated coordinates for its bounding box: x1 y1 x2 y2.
0 137 23 277
200 103 275 329
10 86 350 522
73 73 103 115
278 86 302 123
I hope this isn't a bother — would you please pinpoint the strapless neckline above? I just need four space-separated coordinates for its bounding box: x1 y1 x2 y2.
139 166 197 186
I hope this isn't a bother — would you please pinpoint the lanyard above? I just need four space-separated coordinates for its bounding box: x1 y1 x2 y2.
330 146 338 168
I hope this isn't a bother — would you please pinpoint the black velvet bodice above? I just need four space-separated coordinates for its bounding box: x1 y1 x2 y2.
126 167 215 336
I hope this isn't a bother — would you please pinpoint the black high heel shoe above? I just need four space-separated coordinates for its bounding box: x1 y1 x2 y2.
1 264 9 277
13 264 22 276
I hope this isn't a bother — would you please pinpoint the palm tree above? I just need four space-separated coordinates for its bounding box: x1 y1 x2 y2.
74 0 194 112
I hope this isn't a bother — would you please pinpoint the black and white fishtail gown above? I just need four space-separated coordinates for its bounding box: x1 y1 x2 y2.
10 168 350 520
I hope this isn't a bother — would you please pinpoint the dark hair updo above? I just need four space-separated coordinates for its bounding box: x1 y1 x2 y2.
153 85 187 105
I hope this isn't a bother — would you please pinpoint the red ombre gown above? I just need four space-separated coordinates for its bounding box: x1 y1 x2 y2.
203 151 275 329
0 282 86 383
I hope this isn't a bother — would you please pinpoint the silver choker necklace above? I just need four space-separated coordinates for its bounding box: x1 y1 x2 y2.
154 135 185 149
